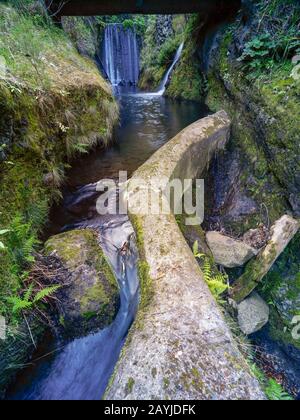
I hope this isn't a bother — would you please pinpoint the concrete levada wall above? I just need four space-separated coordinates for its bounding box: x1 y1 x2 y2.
105 111 265 400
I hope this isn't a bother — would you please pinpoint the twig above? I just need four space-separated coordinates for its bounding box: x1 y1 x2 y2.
23 312 37 350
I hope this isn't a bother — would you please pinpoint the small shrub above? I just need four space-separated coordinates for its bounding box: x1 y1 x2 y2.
238 0 300 78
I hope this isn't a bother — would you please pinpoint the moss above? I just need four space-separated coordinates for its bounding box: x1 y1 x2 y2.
230 252 270 303
130 214 153 312
166 15 207 101
206 21 299 231
258 232 300 347
268 308 300 351
46 229 119 313
80 281 110 313
163 377 170 389
125 377 135 395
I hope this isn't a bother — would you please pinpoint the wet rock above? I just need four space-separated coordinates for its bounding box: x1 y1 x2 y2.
238 293 270 335
231 215 300 303
180 223 212 256
45 229 120 339
206 231 258 268
204 148 260 234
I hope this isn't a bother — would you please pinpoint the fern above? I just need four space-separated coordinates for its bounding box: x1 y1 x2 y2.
193 241 229 302
6 215 39 273
265 379 293 401
73 143 90 155
33 285 60 304
7 284 61 315
250 363 293 400
8 295 33 314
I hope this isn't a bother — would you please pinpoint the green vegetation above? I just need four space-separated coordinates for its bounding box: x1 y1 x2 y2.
139 15 185 90
206 0 300 233
166 15 207 101
8 284 60 316
238 0 300 79
0 1 118 325
99 15 146 36
258 233 300 350
250 363 293 400
193 241 229 302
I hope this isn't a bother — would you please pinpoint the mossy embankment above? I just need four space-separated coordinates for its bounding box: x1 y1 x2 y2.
0 3 118 326
166 15 207 101
201 0 300 373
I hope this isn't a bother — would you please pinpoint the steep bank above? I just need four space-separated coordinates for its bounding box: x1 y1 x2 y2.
203 0 300 360
0 1 118 394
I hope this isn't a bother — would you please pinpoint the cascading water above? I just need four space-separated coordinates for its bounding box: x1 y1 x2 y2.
102 24 140 87
156 43 184 95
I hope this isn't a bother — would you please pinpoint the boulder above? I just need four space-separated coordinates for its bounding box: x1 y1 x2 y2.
231 215 300 303
45 229 120 339
206 231 258 268
238 293 270 335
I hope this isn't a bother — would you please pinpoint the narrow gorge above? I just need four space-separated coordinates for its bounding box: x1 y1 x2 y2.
0 0 299 402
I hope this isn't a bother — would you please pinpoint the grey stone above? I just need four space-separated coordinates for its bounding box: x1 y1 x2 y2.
206 231 258 268
238 293 270 335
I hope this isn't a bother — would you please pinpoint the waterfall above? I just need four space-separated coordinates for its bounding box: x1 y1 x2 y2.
156 42 184 95
102 24 140 87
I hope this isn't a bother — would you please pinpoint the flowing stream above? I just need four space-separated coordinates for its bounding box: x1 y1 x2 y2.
7 27 208 400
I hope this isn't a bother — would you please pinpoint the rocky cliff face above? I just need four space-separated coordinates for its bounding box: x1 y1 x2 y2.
203 0 300 231
154 15 174 46
199 0 300 379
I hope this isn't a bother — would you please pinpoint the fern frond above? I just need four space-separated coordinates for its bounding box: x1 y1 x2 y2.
7 296 33 314
265 379 293 401
24 284 34 302
33 285 61 304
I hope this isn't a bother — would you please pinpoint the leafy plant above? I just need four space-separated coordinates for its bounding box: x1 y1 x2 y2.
250 363 293 400
8 284 60 315
238 0 300 77
265 379 293 401
193 241 229 302
5 215 39 275
157 36 183 68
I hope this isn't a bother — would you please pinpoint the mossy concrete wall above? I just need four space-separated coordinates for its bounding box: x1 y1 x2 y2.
105 112 265 400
